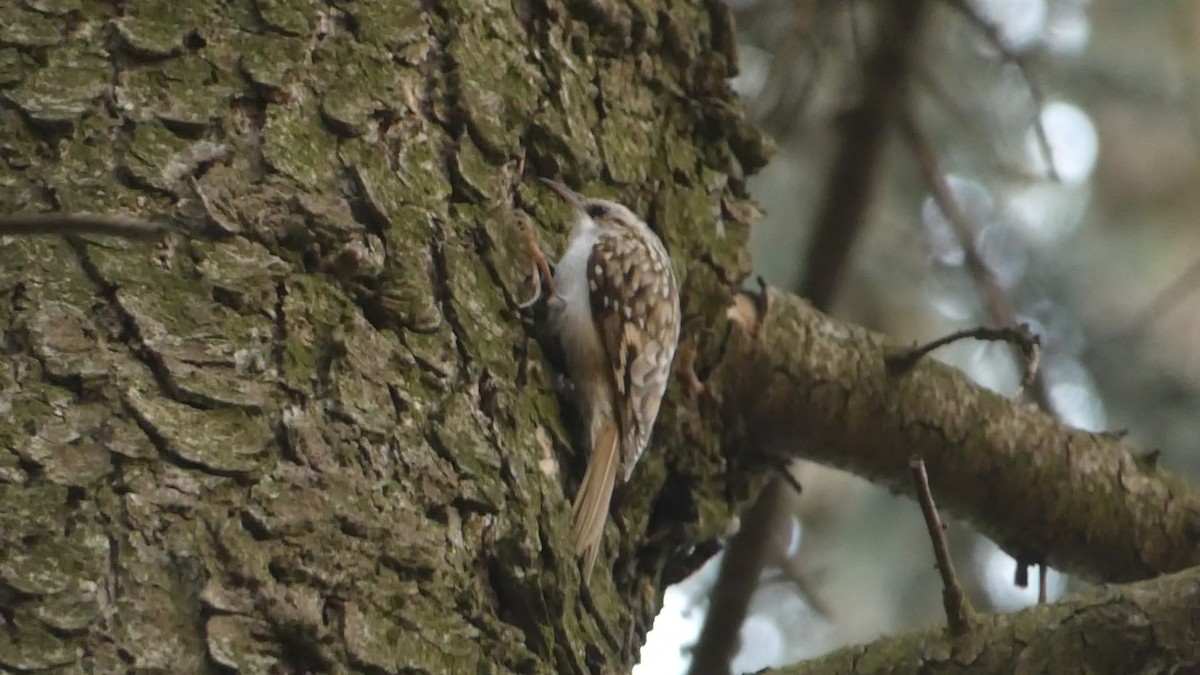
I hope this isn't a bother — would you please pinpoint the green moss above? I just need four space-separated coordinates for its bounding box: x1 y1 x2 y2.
310 33 427 137
262 101 339 189
6 381 69 434
25 0 82 15
125 388 273 476
0 8 65 48
26 319 105 387
327 316 403 437
277 275 354 394
0 535 98 596
254 0 317 35
33 588 103 633
193 238 288 315
5 44 108 123
343 0 431 53
446 13 540 157
238 34 308 90
380 231 443 327
0 612 77 670
0 484 69 541
344 598 485 672
42 114 150 213
342 137 448 225
0 47 29 86
450 135 505 203
378 268 442 334
120 55 231 129
113 16 184 56
429 393 505 511
527 103 603 184
84 240 279 410
597 59 657 184
440 211 521 382
342 123 453 211
319 88 372 138
85 246 225 334
126 120 195 191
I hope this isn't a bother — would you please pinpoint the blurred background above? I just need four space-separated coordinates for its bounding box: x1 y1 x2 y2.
637 1 1200 672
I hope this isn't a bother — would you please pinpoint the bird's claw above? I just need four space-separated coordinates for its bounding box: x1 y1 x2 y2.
518 217 559 310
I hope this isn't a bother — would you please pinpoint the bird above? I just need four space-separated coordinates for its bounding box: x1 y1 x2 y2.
534 178 681 582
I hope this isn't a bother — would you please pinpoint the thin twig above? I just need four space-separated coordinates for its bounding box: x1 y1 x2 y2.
1038 563 1048 604
0 213 173 239
946 0 1060 182
899 111 1053 411
887 324 1041 398
910 457 973 636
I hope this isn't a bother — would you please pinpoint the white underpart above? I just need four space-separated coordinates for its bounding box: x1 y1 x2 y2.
552 212 611 430
554 212 598 327
553 212 600 353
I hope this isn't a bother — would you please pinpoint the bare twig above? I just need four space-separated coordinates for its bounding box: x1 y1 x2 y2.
898 111 1053 411
887 324 1041 397
0 213 173 239
910 457 973 635
1038 563 1048 604
946 0 1060 182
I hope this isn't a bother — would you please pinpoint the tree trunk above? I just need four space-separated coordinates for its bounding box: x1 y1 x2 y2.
0 1 767 673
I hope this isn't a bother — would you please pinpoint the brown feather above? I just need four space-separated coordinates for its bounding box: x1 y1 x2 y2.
571 419 620 582
586 235 643 460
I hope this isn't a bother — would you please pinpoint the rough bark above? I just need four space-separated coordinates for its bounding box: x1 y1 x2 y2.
0 1 766 672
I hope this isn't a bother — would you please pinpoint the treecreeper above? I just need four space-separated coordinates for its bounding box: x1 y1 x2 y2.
529 178 681 583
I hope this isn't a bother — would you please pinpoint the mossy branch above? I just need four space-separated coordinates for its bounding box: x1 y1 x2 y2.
712 286 1200 584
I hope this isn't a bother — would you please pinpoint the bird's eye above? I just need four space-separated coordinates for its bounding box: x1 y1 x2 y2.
585 203 610 219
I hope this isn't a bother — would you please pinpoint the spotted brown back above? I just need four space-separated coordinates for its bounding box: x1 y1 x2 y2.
585 222 680 480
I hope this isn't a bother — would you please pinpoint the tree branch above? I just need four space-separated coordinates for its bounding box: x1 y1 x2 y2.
800 0 929 307
687 479 795 675
0 213 173 239
910 457 973 636
766 564 1200 674
715 286 1200 583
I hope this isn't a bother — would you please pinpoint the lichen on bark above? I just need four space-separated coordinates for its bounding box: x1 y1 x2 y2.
0 0 765 672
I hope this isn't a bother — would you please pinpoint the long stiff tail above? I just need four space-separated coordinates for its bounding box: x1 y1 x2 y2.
571 421 620 583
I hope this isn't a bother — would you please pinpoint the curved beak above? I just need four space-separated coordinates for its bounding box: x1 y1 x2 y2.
538 178 585 210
